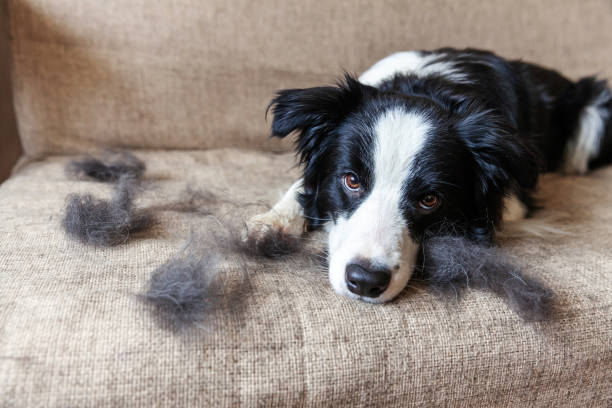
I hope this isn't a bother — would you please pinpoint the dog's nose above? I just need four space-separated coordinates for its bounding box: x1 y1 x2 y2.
345 261 391 298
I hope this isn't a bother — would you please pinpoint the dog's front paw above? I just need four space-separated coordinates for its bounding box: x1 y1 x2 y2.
241 211 303 258
244 210 304 238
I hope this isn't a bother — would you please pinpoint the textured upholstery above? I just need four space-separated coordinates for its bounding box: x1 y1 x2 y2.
0 150 611 407
3 0 612 406
8 0 612 156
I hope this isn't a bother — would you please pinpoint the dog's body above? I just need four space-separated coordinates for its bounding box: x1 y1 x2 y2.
247 48 612 303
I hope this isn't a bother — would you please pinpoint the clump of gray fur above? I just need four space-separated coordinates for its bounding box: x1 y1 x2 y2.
142 237 251 331
238 229 301 259
63 175 155 246
144 252 220 331
66 151 145 182
419 235 554 321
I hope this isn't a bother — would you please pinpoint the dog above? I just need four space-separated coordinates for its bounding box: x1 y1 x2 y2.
246 48 612 303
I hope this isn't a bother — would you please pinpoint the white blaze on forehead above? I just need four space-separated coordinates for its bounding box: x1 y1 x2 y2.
372 107 431 189
326 107 431 303
359 51 470 87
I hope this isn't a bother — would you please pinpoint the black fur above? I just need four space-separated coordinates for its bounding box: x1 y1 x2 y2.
418 235 553 321
62 175 155 246
268 48 612 244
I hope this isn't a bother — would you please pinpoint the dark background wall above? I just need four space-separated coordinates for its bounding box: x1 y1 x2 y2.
0 1 22 183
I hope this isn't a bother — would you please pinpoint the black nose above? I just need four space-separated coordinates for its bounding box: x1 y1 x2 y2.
345 261 391 298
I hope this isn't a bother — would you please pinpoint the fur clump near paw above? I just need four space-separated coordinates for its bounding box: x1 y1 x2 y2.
419 235 554 321
239 228 301 259
66 151 145 182
62 175 155 246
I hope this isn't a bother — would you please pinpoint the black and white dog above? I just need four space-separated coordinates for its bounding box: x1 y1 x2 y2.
246 48 612 303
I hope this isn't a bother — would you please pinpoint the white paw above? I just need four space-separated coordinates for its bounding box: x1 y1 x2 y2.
243 210 303 242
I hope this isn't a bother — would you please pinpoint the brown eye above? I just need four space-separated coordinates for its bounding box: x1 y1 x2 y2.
343 173 360 191
419 194 440 210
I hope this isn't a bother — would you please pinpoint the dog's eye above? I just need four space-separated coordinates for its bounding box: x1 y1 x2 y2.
343 173 360 191
419 194 440 210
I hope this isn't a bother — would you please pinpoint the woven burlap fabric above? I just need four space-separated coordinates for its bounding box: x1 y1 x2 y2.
8 0 612 157
0 149 610 407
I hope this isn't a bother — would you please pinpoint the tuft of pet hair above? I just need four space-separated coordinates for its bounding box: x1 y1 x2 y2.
142 237 251 331
148 185 303 259
66 151 145 182
62 175 155 246
149 186 218 216
144 252 219 331
238 228 302 259
418 235 554 321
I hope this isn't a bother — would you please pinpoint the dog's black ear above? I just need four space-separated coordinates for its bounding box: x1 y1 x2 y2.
268 75 375 166
268 75 375 231
454 108 540 243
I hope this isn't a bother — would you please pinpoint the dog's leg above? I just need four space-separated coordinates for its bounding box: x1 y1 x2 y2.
244 178 305 240
499 192 571 238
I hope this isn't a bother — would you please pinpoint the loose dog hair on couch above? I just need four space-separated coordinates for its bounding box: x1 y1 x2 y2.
419 235 553 321
66 150 145 182
62 152 303 329
142 235 252 332
239 229 301 259
63 174 156 246
62 151 555 322
144 250 222 331
63 151 156 246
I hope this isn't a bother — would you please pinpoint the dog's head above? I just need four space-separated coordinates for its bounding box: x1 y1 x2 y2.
269 75 538 303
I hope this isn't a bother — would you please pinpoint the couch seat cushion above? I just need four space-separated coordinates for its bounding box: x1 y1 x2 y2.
0 149 610 407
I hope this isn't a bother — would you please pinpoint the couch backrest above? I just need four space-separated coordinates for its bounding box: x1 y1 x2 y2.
1 2 21 180
9 0 612 157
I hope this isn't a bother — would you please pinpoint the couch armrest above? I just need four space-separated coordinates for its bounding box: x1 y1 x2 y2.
0 1 21 183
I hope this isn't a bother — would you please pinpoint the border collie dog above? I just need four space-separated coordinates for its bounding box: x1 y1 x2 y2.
246 48 612 303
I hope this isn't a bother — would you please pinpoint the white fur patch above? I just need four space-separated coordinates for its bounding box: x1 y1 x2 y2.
563 90 610 174
359 51 470 87
327 108 430 302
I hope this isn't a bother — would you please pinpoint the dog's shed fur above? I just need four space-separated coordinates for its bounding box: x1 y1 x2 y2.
419 235 554 321
63 151 555 322
62 175 155 246
143 250 224 331
66 151 145 182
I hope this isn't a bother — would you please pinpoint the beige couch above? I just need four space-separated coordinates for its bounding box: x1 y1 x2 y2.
1 1 611 406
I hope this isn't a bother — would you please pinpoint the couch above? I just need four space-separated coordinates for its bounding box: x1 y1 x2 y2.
1 1 611 406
